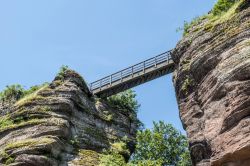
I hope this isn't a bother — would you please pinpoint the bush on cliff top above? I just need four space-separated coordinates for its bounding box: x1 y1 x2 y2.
0 83 48 104
182 0 241 36
212 0 239 16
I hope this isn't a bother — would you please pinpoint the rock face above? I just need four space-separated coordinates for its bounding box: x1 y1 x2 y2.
173 1 250 166
0 70 138 165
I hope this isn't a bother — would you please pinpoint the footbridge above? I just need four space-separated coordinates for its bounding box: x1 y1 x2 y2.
89 50 175 97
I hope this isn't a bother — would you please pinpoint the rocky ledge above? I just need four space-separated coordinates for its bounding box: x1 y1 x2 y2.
173 1 250 165
0 70 139 165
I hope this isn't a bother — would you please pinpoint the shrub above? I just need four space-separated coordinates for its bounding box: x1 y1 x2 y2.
0 83 48 104
0 84 24 101
212 0 239 16
56 65 69 80
107 90 140 114
99 153 127 166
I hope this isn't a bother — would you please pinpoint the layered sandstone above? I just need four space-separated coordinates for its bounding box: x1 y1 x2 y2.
173 1 250 165
0 70 138 165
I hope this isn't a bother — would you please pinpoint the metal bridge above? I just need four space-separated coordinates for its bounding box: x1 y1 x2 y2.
89 50 175 97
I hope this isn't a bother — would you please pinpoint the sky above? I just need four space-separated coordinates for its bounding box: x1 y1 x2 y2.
0 0 216 133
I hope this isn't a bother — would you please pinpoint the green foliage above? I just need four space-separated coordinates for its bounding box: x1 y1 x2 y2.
110 142 130 157
5 137 54 150
0 116 14 129
131 121 192 166
107 90 140 113
99 153 127 166
181 77 193 95
56 65 69 80
73 150 100 166
0 84 24 101
0 83 48 104
107 90 143 130
70 136 80 147
23 83 48 96
182 16 206 36
134 160 163 166
212 0 239 16
5 156 15 164
98 141 129 166
180 0 240 36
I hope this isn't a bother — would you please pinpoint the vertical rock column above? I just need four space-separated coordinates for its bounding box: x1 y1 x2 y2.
173 2 250 166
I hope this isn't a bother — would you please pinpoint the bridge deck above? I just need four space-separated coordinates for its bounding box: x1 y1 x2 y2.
89 50 175 97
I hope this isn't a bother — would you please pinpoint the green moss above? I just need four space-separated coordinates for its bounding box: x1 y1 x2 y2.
101 111 114 122
72 150 100 166
5 137 54 150
0 118 46 133
53 80 63 87
181 59 191 72
0 116 14 129
110 142 130 156
99 153 126 166
70 136 80 147
0 137 54 164
181 77 193 95
0 151 15 165
246 40 250 46
14 83 48 107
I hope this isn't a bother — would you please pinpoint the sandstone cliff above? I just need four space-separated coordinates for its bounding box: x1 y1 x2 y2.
0 70 138 165
173 0 250 165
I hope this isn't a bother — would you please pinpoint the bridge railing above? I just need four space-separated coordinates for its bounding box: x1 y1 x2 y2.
89 50 172 91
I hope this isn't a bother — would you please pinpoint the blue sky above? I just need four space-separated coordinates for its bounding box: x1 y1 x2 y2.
0 0 215 133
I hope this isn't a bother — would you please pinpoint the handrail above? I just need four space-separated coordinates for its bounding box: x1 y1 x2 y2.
89 50 172 91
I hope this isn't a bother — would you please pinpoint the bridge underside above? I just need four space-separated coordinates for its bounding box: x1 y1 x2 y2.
93 60 175 98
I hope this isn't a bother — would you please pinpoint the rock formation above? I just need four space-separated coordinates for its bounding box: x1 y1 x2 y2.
173 1 250 165
0 70 138 165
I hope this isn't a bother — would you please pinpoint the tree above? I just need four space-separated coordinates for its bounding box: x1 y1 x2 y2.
106 90 143 130
107 90 140 114
0 84 24 102
131 121 192 166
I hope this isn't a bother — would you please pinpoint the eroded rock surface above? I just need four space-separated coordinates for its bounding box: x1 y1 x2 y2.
173 1 250 166
0 70 138 165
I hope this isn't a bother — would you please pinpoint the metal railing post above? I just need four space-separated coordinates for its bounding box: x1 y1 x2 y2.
99 80 102 90
155 57 157 67
132 66 134 77
121 71 123 82
143 61 145 73
110 75 112 86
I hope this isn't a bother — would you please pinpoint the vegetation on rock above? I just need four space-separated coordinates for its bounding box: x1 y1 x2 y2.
212 0 239 16
181 0 243 36
0 83 48 105
0 66 192 165
98 121 191 166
